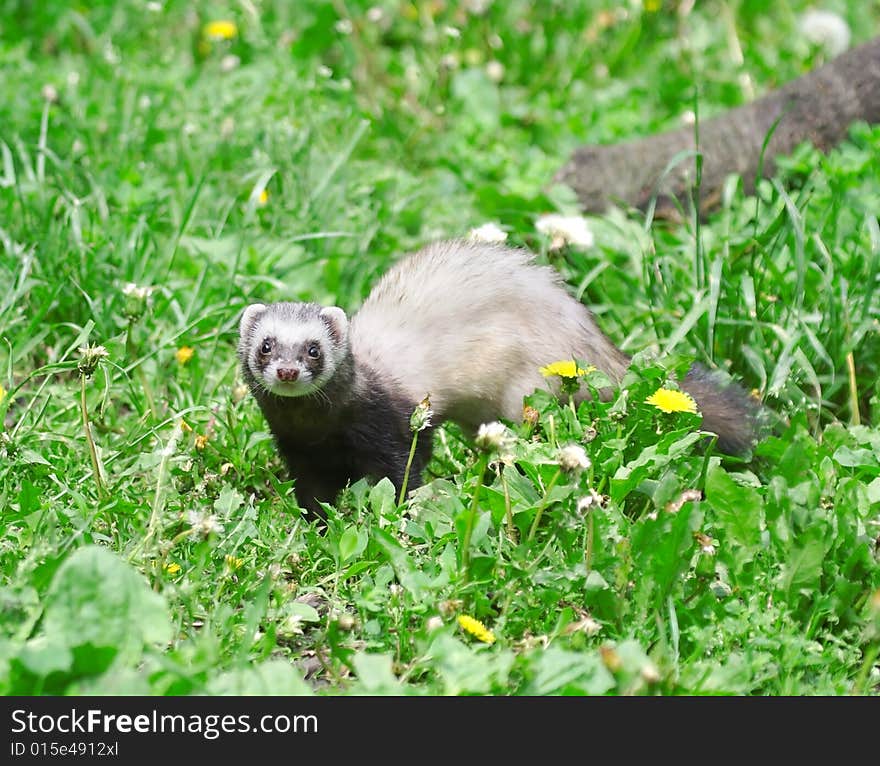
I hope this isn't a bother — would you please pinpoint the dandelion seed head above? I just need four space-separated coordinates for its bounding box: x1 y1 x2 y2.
558 443 591 473
41 84 59 103
465 0 493 15
535 214 594 249
475 421 510 452
467 222 507 243
799 9 850 57
440 53 459 70
410 394 434 432
77 344 109 378
641 661 661 683
188 510 224 537
577 489 605 514
122 282 154 321
220 54 240 72
231 381 249 403
486 60 504 82
336 612 357 630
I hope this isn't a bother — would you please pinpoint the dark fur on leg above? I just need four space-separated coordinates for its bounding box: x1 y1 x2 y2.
681 365 760 454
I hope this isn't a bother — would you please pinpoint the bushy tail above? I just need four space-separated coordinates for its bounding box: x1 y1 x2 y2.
681 365 760 454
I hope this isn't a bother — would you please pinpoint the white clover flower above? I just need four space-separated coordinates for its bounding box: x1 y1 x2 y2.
475 421 511 452
334 18 353 35
467 222 508 243
366 7 383 23
557 443 591 473
799 9 850 57
535 214 595 249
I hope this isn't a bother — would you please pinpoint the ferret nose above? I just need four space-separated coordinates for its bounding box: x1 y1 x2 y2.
276 367 299 382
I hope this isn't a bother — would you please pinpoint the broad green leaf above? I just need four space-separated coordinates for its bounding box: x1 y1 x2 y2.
207 660 313 695
351 652 401 694
525 647 615 695
42 546 172 653
705 466 763 551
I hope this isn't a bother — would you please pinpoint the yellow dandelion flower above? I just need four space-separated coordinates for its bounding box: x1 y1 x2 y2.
203 20 238 41
645 388 698 414
163 562 181 575
457 614 496 644
176 346 194 365
257 189 269 206
225 554 244 571
539 360 595 379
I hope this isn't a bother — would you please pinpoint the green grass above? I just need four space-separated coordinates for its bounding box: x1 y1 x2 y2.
1 0 879 695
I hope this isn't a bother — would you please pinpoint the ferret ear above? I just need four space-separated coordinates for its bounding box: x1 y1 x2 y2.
320 306 349 344
239 303 267 337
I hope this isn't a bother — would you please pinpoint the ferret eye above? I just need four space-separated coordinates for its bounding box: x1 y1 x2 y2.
307 344 321 359
260 339 274 355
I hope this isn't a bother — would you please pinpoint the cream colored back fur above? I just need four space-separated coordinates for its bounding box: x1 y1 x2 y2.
350 240 629 431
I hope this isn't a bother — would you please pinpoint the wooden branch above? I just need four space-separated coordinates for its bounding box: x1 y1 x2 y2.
554 37 880 215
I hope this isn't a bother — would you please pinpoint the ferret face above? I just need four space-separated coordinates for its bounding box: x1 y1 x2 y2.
239 302 349 397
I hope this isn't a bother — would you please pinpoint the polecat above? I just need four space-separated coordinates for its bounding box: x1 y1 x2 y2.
238 239 757 513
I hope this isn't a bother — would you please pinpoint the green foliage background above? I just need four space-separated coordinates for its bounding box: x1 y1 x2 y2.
1 0 879 695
